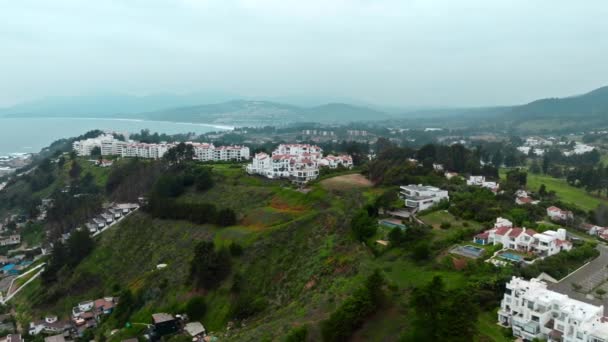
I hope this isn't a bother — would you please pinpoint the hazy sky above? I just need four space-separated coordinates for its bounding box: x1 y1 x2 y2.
2 0 608 107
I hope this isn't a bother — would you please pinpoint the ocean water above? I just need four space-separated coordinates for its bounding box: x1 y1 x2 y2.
0 117 231 156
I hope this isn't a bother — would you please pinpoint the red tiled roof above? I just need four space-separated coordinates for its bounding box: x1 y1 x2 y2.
494 226 511 236
523 229 537 236
517 196 533 203
547 206 561 212
475 232 490 239
508 227 523 237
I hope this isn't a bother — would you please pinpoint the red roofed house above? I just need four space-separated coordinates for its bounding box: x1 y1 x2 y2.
547 206 574 221
473 218 571 257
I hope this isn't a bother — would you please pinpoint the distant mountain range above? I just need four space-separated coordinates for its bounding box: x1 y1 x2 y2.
0 95 392 125
2 86 608 128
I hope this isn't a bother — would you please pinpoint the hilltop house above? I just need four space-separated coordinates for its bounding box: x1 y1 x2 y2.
399 185 449 211
547 206 574 222
474 218 572 257
499 277 608 341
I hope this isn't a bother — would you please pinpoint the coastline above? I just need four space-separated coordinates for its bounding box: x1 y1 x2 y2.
0 117 233 156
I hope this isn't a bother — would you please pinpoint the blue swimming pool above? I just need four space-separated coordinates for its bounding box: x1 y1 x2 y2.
499 252 523 262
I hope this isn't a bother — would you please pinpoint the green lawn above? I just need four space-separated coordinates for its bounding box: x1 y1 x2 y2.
475 311 511 342
526 173 607 211
501 170 608 211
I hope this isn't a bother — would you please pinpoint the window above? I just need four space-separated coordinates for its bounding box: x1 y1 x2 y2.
577 331 583 339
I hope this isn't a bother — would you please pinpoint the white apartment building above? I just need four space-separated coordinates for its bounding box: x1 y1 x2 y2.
399 185 449 211
121 142 173 159
211 145 250 161
499 277 608 342
246 144 351 183
74 135 249 161
73 134 118 156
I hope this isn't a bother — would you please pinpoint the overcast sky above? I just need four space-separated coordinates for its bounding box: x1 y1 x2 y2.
2 0 608 108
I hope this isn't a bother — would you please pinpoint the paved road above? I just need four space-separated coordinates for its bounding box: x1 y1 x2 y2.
548 244 608 313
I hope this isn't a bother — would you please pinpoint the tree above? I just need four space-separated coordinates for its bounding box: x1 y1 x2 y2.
90 146 101 156
412 241 431 261
185 296 207 320
69 161 82 179
403 276 477 342
190 241 231 290
216 208 237 227
539 184 547 197
351 210 377 242
284 326 308 342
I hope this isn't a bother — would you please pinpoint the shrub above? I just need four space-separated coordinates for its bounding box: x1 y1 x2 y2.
440 222 452 229
185 296 207 320
229 242 244 256
284 326 308 342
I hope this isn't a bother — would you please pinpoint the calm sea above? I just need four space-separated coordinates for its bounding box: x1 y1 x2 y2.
0 117 231 156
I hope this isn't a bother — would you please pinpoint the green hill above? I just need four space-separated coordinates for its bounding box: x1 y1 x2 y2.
13 165 516 341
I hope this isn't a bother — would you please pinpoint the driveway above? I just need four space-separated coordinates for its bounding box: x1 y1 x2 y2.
548 244 608 313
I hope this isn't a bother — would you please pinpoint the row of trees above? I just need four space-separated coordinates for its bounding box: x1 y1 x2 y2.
146 197 237 226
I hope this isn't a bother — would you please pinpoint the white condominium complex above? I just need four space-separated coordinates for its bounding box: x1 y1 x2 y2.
73 134 117 156
499 277 608 342
73 134 250 161
246 144 353 184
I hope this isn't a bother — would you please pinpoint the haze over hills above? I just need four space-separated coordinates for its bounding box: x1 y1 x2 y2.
2 85 608 127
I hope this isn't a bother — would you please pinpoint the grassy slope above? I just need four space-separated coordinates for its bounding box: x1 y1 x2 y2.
15 168 513 341
501 170 608 211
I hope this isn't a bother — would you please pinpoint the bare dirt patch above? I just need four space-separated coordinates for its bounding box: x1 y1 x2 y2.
320 173 373 191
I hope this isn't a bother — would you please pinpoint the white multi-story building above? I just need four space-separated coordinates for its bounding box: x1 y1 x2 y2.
73 134 119 156
211 145 250 161
499 277 608 342
246 144 352 184
74 135 249 161
121 142 173 159
399 185 449 211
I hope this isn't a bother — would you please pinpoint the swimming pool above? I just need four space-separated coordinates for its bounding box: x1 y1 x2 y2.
379 219 407 230
450 245 485 258
499 252 523 262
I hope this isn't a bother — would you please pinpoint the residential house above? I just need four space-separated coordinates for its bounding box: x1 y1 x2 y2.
72 297 116 327
498 277 608 341
44 335 68 342
547 206 574 222
516 195 540 206
466 175 500 193
29 316 72 336
399 185 449 211
474 218 572 257
0 235 21 246
184 322 206 338
433 163 444 171
152 313 179 336
0 335 23 342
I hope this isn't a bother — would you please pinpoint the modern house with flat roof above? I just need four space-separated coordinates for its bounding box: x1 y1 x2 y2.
399 185 449 211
